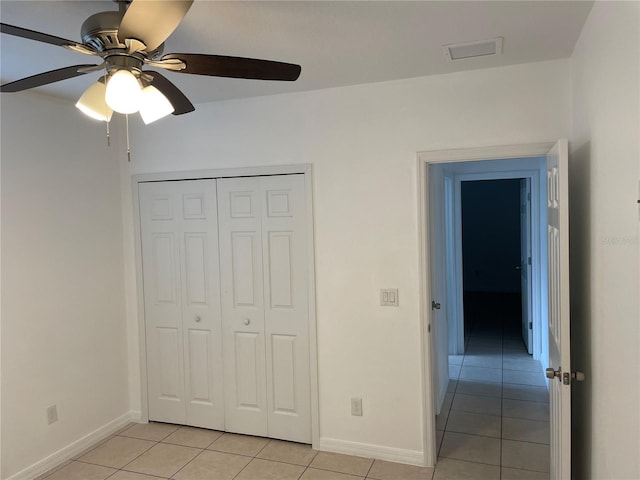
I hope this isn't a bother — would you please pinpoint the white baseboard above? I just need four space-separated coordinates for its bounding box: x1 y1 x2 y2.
129 410 143 422
6 411 139 480
318 437 426 467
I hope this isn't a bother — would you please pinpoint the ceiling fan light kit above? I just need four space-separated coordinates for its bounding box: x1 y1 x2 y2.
104 69 143 114
1 0 302 132
75 81 113 122
139 85 175 125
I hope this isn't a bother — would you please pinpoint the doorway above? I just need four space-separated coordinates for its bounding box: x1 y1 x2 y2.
418 145 552 469
419 141 572 477
430 160 550 469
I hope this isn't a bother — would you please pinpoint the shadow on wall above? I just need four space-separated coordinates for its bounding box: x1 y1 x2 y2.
569 140 592 480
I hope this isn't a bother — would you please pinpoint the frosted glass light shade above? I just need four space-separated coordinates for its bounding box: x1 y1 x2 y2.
75 81 113 121
105 70 142 114
139 85 174 124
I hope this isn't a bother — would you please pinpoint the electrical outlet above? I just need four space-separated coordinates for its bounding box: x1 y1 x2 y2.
46 404 58 425
351 397 363 416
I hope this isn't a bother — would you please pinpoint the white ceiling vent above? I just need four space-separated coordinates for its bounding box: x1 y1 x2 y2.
443 37 503 61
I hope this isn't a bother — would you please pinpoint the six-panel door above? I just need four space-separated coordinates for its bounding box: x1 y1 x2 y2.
546 140 571 480
140 175 311 443
217 175 311 443
139 180 225 430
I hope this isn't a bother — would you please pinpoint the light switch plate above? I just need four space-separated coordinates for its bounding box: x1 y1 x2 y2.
351 397 363 416
380 288 399 306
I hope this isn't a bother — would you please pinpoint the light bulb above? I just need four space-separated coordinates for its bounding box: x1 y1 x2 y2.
139 85 175 124
75 81 113 121
105 70 142 114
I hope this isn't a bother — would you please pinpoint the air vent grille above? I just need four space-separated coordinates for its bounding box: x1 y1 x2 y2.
443 37 503 61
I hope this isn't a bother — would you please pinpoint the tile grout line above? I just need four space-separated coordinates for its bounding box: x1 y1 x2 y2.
166 445 208 479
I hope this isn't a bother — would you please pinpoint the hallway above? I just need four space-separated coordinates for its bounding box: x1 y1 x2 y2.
434 293 550 479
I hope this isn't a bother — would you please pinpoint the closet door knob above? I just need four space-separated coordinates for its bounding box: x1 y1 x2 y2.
244 318 251 326
195 316 201 323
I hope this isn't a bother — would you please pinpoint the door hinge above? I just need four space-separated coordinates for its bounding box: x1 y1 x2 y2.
527 192 531 202
431 300 441 310
529 321 533 330
528 256 532 265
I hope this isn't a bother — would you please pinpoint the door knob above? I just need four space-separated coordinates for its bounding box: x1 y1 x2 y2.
244 318 250 326
194 316 201 323
545 367 561 380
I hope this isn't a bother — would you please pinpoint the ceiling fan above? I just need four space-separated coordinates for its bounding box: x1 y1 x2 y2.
0 0 302 124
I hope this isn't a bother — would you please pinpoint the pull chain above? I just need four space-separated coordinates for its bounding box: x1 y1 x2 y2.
104 65 110 146
126 114 131 162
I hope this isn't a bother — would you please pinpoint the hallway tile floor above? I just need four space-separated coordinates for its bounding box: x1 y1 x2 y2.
435 310 550 480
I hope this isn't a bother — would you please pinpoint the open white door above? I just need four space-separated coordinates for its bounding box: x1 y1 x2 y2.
546 139 571 479
428 165 449 413
520 178 533 353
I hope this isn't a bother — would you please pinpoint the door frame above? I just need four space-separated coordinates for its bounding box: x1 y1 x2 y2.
131 164 320 448
417 142 553 466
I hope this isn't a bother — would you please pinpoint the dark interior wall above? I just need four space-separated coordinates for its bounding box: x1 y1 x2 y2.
461 179 522 293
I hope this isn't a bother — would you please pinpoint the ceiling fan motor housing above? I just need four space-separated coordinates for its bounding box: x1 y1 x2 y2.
81 11 124 52
80 11 164 58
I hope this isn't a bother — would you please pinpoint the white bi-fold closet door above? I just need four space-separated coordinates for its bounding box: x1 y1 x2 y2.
139 179 224 430
138 174 310 443
217 175 310 443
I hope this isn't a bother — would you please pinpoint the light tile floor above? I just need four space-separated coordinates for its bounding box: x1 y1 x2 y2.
35 423 435 480
435 313 551 480
37 302 549 480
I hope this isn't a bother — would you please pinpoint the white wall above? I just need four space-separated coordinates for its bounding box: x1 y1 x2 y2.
1 93 130 479
570 2 640 479
123 59 570 459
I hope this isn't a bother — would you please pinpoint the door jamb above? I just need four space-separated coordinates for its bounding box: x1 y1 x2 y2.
131 164 320 448
417 142 553 466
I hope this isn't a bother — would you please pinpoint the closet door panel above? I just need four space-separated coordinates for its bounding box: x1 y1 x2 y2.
218 178 268 436
139 183 186 424
261 175 311 443
178 180 224 429
139 180 224 429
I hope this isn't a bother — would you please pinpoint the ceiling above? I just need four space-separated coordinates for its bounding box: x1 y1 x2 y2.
0 0 594 105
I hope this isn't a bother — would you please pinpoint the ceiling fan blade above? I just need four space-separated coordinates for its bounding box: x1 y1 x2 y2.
0 65 96 92
118 0 193 52
1 23 96 55
161 54 302 81
145 71 195 115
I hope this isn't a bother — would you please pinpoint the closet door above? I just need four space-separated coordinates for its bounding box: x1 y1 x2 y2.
218 175 311 443
217 177 269 436
261 174 311 443
139 180 224 429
